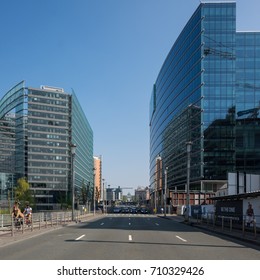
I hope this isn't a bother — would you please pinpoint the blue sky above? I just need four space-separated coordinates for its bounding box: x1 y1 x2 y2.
1 0 260 192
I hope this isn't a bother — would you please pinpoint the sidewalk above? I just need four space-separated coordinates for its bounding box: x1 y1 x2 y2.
0 213 101 248
158 214 260 247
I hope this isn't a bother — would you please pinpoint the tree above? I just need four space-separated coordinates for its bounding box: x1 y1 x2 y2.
15 177 34 210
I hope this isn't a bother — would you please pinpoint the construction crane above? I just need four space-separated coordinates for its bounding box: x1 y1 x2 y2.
237 107 259 118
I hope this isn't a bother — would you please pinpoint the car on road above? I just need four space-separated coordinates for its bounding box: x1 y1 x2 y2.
130 207 138 214
140 208 148 214
113 207 121 213
121 207 130 214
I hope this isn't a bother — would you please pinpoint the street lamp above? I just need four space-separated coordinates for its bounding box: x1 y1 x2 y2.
155 155 162 214
164 167 168 217
71 143 76 221
185 141 192 223
93 168 96 215
154 182 157 214
102 178 106 214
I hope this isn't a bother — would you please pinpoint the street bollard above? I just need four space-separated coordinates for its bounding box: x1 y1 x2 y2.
31 214 33 232
22 217 24 234
11 216 14 237
254 220 257 239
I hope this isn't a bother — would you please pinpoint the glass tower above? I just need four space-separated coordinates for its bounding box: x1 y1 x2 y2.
236 32 260 172
0 81 93 210
149 1 260 205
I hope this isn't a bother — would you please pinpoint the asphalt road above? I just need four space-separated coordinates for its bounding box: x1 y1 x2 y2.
0 214 260 260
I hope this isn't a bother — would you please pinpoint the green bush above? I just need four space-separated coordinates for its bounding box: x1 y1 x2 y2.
0 209 10 214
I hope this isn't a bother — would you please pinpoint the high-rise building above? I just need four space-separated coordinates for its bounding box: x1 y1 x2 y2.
0 113 15 204
0 81 93 210
93 156 102 202
149 1 260 207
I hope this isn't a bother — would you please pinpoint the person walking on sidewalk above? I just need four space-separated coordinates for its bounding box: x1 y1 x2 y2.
246 203 255 227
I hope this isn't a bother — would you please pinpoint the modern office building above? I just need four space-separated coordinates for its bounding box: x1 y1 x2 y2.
0 81 93 210
0 113 15 204
149 1 260 208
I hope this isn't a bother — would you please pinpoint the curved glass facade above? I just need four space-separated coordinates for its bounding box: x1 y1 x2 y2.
150 4 206 193
150 2 260 203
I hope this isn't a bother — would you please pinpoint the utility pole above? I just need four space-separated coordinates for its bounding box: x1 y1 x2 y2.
71 143 76 221
185 141 192 223
164 167 168 217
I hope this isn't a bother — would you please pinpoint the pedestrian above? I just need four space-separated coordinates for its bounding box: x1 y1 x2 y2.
246 203 254 227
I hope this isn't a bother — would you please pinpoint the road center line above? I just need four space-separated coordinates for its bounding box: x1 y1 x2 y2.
100 222 104 226
155 223 160 226
129 222 131 226
129 235 132 241
176 235 187 242
75 234 85 241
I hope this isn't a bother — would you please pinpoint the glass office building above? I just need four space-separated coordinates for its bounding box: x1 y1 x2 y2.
0 113 15 203
0 81 93 210
236 32 260 172
149 1 260 206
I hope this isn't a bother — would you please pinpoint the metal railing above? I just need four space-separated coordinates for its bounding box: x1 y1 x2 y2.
0 211 95 236
191 212 259 240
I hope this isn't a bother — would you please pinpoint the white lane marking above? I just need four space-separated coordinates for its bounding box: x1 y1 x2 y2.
100 222 104 226
129 235 132 241
155 223 160 226
176 235 187 242
75 234 85 241
129 222 131 226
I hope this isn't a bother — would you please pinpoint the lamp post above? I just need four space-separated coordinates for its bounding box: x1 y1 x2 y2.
154 182 157 214
102 178 106 214
93 168 96 215
164 167 168 217
70 143 76 221
185 141 192 223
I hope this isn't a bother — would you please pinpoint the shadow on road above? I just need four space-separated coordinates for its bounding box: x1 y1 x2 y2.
64 238 245 249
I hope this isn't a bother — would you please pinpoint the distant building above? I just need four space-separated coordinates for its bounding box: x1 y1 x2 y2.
0 81 93 210
135 187 148 204
106 187 115 204
115 186 122 201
